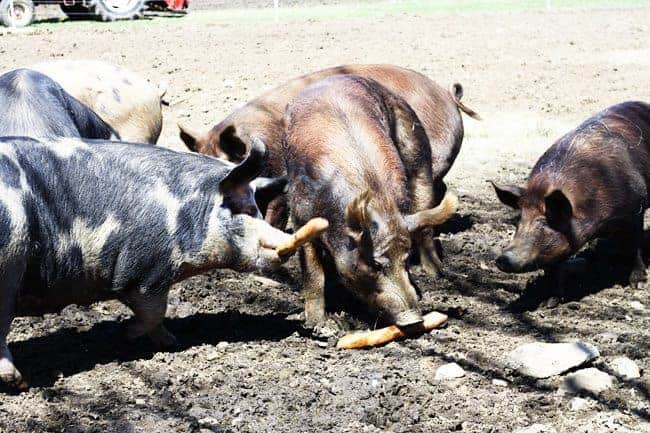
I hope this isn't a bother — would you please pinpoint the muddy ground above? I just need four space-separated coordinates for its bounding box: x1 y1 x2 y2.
1 2 649 432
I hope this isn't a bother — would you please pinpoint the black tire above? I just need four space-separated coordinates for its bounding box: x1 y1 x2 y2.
60 2 91 20
91 0 145 21
0 0 34 27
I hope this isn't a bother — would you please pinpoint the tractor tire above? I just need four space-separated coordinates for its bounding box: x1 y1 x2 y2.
0 0 34 27
91 0 144 21
60 3 91 20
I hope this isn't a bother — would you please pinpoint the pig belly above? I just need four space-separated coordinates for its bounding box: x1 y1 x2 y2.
15 284 117 316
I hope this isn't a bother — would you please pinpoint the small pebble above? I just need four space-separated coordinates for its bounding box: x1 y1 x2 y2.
434 362 465 380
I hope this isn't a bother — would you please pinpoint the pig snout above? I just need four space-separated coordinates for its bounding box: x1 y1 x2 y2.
395 309 424 327
495 250 521 273
495 247 538 273
375 279 423 327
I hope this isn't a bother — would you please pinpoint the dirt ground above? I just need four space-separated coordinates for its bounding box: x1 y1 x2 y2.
1 2 649 432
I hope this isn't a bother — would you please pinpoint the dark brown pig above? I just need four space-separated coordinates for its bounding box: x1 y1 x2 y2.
179 64 479 275
492 101 650 307
282 75 458 332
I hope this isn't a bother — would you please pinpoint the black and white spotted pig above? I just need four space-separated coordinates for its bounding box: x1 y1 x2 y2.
0 69 119 140
28 60 165 144
0 136 303 389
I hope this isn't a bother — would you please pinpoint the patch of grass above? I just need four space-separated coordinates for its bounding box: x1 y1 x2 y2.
29 0 650 30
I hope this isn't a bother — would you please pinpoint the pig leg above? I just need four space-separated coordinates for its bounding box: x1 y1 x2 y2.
544 264 567 308
0 262 26 388
620 218 646 288
122 291 177 349
299 242 327 329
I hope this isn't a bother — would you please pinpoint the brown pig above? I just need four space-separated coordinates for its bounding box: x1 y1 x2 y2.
179 64 479 275
282 75 458 331
492 101 650 306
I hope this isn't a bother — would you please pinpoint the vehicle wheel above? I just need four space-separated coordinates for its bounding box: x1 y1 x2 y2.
60 3 91 20
0 0 35 27
91 0 145 21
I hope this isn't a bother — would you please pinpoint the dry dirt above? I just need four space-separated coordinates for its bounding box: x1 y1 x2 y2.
1 3 649 432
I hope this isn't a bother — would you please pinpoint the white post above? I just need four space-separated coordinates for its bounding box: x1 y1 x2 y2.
274 0 279 21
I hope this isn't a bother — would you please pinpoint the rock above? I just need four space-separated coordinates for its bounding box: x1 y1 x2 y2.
507 342 599 378
595 332 619 344
434 362 465 380
560 368 615 395
568 397 591 412
198 417 222 429
610 356 641 379
629 301 645 311
492 378 508 387
250 275 283 288
514 424 557 433
134 398 146 406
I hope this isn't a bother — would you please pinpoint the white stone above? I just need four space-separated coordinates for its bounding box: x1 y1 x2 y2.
507 342 599 378
492 378 508 387
568 397 591 411
629 301 645 311
560 368 615 395
514 424 557 433
434 362 465 380
610 357 641 379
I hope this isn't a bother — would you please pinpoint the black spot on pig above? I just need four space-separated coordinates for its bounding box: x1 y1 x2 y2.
0 203 11 251
0 155 21 189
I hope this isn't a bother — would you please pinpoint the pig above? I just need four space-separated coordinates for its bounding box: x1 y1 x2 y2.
28 60 165 144
179 64 479 275
0 136 311 389
0 69 119 140
282 75 458 332
492 101 650 307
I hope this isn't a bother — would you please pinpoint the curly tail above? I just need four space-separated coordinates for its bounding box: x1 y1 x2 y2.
450 83 481 120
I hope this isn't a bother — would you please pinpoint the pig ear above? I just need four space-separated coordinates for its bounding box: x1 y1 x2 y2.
345 190 373 233
545 190 572 227
490 181 523 209
405 192 458 233
219 125 248 161
178 123 202 153
219 136 268 195
252 176 288 215
345 191 375 257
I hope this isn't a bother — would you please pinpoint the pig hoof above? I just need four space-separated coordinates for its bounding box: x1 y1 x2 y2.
305 317 342 339
629 270 646 289
545 296 562 309
311 325 339 339
0 364 24 389
149 327 178 351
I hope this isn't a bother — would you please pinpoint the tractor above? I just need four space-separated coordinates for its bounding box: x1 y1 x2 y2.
0 0 187 27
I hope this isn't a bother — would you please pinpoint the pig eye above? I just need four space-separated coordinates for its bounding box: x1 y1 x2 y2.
347 236 356 251
372 256 390 271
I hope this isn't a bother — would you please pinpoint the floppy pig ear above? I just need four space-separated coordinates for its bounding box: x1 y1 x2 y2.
345 190 373 232
344 191 375 258
178 123 202 152
490 180 523 209
544 189 572 227
219 136 268 196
